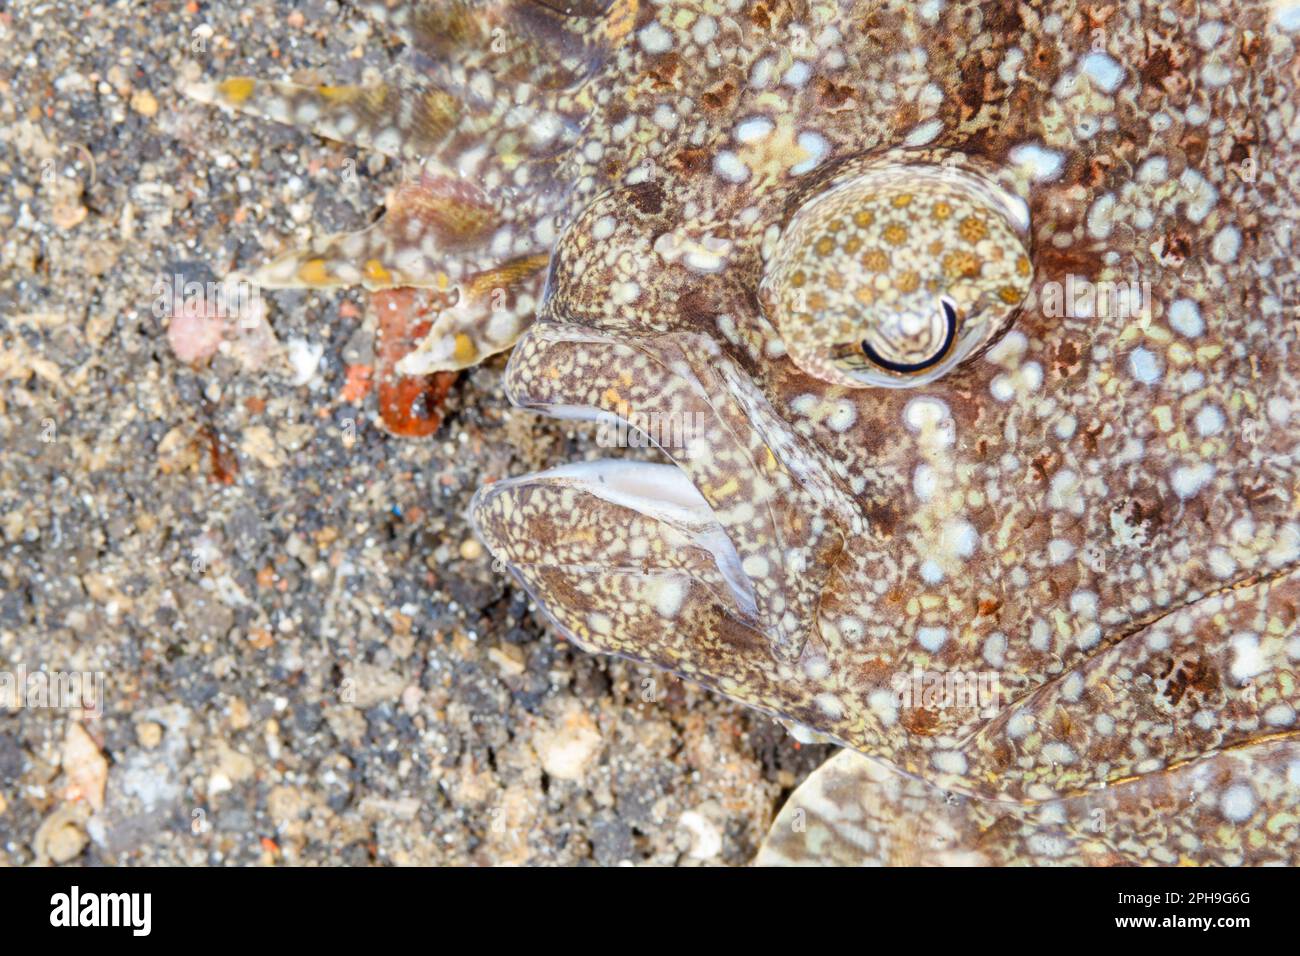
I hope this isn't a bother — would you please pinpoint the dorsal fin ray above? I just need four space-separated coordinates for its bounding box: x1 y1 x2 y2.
361 0 632 92
180 76 477 161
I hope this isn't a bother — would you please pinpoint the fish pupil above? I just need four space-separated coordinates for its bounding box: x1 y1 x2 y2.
862 299 958 374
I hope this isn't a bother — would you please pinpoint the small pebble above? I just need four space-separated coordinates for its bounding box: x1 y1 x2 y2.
44 820 89 864
678 808 723 860
62 723 107 812
136 721 163 748
130 89 159 117
287 337 325 386
534 705 603 781
488 644 526 677
50 201 87 230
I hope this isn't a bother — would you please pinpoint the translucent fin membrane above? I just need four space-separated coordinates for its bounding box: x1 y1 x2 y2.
360 0 485 53
180 0 612 405
180 78 462 160
250 170 503 291
758 743 1300 866
362 0 624 90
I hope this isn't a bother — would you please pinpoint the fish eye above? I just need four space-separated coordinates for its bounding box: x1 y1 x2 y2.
759 160 1032 389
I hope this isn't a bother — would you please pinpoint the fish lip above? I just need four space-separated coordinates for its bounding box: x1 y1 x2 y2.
468 441 763 626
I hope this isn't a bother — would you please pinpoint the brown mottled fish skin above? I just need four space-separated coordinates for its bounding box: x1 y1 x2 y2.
191 0 1300 864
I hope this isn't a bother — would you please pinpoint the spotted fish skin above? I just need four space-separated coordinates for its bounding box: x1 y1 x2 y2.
192 1 1300 864
469 0 1300 864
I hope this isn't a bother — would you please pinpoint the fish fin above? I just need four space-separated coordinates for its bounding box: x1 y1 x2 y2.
358 0 486 54
395 253 549 373
180 77 460 158
757 742 1300 866
249 169 506 292
778 719 835 746
361 0 625 89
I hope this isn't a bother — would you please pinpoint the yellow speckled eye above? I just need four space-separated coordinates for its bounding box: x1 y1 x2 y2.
759 162 1033 388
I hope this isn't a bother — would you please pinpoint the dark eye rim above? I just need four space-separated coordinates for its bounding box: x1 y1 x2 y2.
861 299 959 374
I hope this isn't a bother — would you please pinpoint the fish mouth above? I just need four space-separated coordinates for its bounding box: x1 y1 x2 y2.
469 320 855 671
470 458 759 632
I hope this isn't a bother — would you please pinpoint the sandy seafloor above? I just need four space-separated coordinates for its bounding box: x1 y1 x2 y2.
0 0 831 865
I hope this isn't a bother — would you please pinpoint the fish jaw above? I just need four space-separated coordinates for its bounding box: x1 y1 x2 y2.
469 458 773 690
470 319 873 730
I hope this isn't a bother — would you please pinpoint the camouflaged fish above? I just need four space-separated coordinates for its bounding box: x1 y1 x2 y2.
187 0 1300 865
